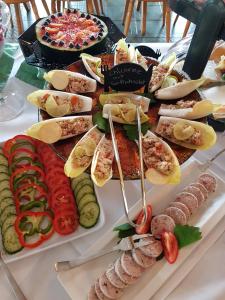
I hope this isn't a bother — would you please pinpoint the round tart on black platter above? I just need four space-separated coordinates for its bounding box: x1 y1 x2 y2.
36 9 108 63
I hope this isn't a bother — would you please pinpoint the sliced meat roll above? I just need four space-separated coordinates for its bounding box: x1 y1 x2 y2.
132 248 156 268
183 185 205 206
99 273 124 299
139 237 163 258
198 173 217 193
189 182 208 200
164 206 187 225
151 214 175 238
88 285 100 300
95 279 110 300
106 264 127 289
121 251 144 277
169 201 191 220
114 258 139 285
176 192 198 214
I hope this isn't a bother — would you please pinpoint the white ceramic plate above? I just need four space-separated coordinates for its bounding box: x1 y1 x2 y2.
0 143 105 263
57 159 225 300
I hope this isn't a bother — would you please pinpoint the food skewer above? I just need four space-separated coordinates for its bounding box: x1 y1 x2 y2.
108 106 148 227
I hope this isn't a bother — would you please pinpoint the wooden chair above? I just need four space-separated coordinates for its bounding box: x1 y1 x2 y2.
173 15 191 38
123 0 171 42
51 0 104 15
4 0 50 35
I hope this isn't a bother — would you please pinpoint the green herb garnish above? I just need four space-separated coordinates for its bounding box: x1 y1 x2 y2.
123 122 150 141
113 223 135 239
113 223 133 232
174 225 202 249
93 111 110 133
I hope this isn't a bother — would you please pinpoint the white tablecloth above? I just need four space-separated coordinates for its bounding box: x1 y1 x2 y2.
0 44 225 300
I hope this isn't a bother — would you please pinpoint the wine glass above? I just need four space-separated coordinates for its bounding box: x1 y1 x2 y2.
0 1 25 122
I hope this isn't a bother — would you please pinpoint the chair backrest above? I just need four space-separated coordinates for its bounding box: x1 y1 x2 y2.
169 0 225 78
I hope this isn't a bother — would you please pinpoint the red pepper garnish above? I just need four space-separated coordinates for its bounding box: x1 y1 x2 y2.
10 165 45 191
3 135 36 157
15 211 54 249
14 183 48 213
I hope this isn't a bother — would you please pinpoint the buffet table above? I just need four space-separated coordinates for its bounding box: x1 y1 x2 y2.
0 43 225 300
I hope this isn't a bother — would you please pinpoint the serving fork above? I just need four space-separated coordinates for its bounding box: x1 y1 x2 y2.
55 234 153 272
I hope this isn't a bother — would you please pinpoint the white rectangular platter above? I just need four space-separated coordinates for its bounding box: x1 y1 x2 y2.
57 159 225 300
1 187 105 263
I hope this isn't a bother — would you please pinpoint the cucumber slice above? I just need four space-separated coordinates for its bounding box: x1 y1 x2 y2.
0 189 13 201
74 178 94 196
0 173 10 182
0 180 10 192
0 197 14 213
0 153 8 166
3 225 23 254
78 194 97 211
0 205 16 226
71 173 90 190
76 185 94 203
79 202 100 228
0 165 9 174
1 215 17 235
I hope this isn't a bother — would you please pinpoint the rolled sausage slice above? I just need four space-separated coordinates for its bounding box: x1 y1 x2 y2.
132 248 156 268
95 279 110 300
169 201 191 220
176 192 198 214
88 285 100 300
183 185 205 206
139 237 163 258
198 173 217 193
114 258 139 285
99 273 124 299
151 214 176 238
106 264 127 289
189 183 208 200
164 206 187 225
121 251 144 278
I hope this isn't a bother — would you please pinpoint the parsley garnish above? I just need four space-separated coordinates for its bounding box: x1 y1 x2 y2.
93 111 110 133
174 225 202 249
123 122 150 141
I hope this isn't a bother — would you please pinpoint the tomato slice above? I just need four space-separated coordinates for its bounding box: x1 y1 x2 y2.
135 205 152 235
161 231 179 264
51 191 75 210
54 210 78 235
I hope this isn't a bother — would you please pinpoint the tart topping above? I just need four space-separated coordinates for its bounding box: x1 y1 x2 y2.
37 11 107 50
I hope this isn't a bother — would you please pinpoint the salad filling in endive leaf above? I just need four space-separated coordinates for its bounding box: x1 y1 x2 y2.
64 126 103 178
26 116 93 143
103 103 149 124
156 116 217 150
27 90 92 117
141 131 180 184
91 135 114 187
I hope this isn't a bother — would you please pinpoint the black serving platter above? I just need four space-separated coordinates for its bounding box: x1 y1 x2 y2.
18 16 125 70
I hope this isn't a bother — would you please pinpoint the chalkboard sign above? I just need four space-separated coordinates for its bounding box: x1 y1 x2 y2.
104 63 149 92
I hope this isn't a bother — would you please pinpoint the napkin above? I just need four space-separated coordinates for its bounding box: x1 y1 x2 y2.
15 61 46 89
0 43 18 91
